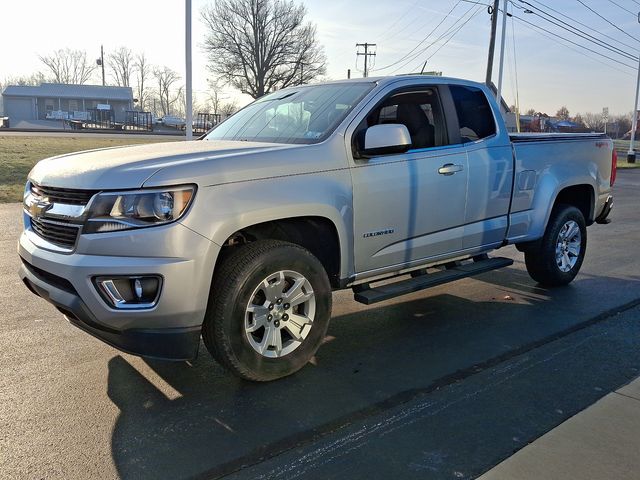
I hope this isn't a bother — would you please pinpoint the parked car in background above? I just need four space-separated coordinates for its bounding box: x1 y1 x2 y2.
193 118 214 130
162 115 186 129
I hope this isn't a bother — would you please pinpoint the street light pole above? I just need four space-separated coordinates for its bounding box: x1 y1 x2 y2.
628 12 640 163
496 0 509 103
185 0 193 141
629 59 640 162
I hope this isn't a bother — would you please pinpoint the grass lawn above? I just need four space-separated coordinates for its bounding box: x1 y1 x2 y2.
0 135 179 203
613 140 640 169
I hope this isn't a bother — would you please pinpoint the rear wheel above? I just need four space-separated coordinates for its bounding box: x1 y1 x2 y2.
203 240 332 381
524 204 587 286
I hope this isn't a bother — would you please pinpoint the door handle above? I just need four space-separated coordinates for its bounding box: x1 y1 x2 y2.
438 163 464 175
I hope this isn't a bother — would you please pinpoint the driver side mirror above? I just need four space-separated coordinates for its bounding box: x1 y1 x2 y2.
362 124 412 156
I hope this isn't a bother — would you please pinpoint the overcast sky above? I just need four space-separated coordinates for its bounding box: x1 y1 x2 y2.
2 0 640 116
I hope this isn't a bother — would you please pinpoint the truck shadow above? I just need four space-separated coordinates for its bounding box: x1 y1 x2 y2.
106 269 640 480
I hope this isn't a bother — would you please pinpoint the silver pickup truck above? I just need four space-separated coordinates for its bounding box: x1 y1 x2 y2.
19 76 616 381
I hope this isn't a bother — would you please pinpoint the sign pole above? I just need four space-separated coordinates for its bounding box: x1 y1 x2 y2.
628 13 640 163
185 0 193 141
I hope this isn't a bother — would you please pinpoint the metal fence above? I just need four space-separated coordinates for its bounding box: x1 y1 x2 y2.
125 111 153 131
87 108 115 129
193 112 221 135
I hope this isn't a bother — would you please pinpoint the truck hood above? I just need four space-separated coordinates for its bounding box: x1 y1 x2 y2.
28 140 297 190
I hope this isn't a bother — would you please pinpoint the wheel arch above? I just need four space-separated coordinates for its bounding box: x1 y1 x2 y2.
214 214 346 288
552 184 595 225
515 181 595 252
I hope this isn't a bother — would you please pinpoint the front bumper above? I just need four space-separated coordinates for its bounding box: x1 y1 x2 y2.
18 221 220 360
20 260 200 359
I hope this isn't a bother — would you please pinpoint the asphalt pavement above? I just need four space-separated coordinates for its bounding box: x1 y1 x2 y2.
1 169 639 480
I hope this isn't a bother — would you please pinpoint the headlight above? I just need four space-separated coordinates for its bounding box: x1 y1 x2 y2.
84 185 195 233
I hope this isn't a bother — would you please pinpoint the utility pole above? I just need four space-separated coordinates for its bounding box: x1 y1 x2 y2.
356 43 376 78
496 0 508 103
298 62 308 85
185 0 193 141
486 0 500 86
97 45 105 86
629 12 640 163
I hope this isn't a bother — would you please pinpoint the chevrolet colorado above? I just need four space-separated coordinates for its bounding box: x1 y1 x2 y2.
19 76 615 381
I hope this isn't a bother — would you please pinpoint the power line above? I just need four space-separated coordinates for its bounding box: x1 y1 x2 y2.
386 2 480 74
512 13 638 70
605 0 636 15
514 16 635 77
415 5 486 69
525 0 639 51
575 0 640 44
377 0 423 43
372 0 463 71
514 1 637 62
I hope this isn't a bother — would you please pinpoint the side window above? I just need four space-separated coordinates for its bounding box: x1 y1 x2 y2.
364 88 449 150
450 85 496 143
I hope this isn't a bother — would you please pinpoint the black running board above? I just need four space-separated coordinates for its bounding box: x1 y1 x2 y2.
353 256 514 305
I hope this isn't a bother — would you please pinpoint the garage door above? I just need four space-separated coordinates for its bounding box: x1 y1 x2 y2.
6 97 34 121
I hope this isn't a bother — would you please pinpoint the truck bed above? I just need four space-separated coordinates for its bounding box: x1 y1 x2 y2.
509 132 608 143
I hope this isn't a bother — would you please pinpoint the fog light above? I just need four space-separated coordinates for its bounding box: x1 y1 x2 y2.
95 275 162 309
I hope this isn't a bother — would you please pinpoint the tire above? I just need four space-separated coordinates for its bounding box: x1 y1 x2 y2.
203 240 332 381
524 204 587 286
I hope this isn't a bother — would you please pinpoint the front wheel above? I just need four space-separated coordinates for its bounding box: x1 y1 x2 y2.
524 204 587 286
203 240 332 381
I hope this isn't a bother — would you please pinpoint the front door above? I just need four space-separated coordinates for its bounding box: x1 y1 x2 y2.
350 87 468 274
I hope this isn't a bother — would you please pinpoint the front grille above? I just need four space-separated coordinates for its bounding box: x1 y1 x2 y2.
30 217 80 248
30 183 97 206
27 182 95 248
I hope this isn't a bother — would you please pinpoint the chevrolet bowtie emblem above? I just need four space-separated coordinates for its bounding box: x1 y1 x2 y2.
29 199 52 217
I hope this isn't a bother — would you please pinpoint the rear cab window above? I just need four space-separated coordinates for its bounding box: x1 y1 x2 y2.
449 85 497 143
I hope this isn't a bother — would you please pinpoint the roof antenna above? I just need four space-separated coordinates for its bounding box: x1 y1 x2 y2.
420 60 428 74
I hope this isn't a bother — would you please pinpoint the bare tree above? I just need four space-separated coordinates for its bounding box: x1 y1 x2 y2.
202 0 327 99
555 106 570 120
1 72 47 88
108 47 135 87
220 100 238 117
134 52 151 110
525 108 536 116
206 78 229 114
581 112 605 131
154 67 183 116
39 49 97 84
612 113 632 138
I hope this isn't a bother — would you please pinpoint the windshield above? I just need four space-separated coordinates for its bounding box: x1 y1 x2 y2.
204 82 374 144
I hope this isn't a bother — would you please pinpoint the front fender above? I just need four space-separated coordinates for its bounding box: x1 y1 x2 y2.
179 170 354 279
